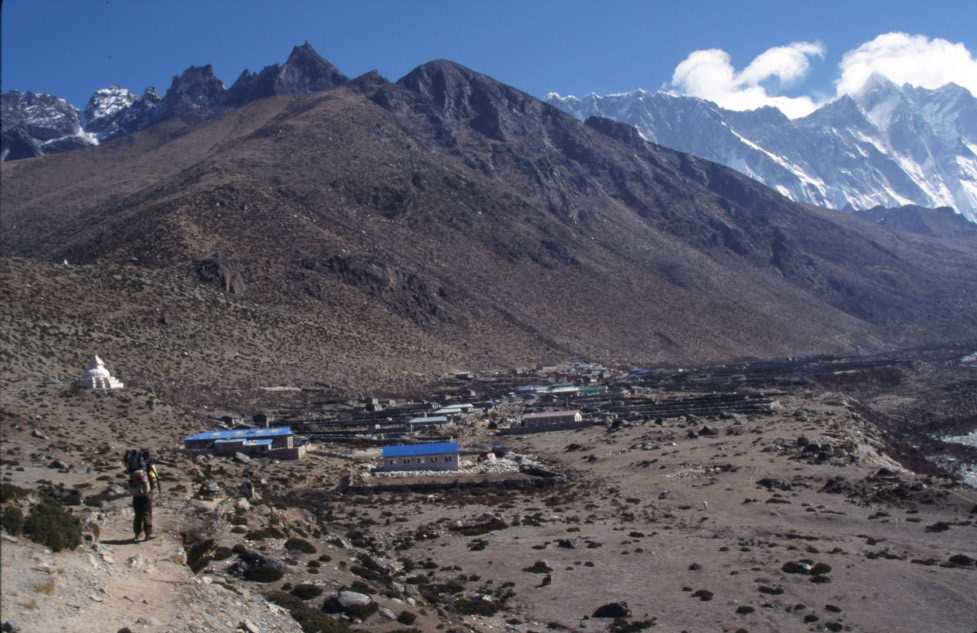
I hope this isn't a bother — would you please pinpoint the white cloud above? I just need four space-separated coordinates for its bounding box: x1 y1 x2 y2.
668 33 977 119
835 33 977 98
670 41 824 119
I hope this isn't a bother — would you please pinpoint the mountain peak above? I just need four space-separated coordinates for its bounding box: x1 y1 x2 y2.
277 42 347 93
547 81 977 223
397 59 538 140
285 41 321 64
160 64 225 119
82 86 137 126
853 73 904 110
226 42 347 106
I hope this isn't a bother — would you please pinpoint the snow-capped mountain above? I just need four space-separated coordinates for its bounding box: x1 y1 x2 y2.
1 90 97 160
546 74 977 223
1 43 348 162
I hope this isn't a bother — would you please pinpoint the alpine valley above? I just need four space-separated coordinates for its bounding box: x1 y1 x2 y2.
2 40 977 633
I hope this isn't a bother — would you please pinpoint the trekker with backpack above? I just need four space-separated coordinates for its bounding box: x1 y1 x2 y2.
124 449 161 542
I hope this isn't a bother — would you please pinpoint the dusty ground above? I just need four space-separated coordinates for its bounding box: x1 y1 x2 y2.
1 497 302 633
2 379 976 633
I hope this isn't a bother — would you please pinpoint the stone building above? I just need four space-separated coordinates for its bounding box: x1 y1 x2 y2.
379 442 459 472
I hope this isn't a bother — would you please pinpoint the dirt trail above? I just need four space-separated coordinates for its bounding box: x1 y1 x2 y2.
1 497 301 633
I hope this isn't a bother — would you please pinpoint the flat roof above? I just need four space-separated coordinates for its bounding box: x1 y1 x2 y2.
434 407 468 414
382 442 460 458
408 416 449 424
185 426 292 442
523 410 581 419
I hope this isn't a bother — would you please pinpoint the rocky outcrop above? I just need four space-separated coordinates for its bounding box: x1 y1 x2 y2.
1 91 95 161
2 43 352 162
225 42 348 106
83 86 162 141
159 65 226 120
859 204 977 239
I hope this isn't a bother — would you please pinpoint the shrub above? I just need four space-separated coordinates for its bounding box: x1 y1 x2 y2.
397 611 417 625
291 583 324 600
246 526 286 540
213 546 234 561
2 505 25 535
265 591 353 633
454 596 500 616
23 500 82 551
0 483 28 503
285 537 316 554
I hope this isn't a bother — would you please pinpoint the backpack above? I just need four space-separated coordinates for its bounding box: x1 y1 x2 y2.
124 450 146 474
129 469 150 496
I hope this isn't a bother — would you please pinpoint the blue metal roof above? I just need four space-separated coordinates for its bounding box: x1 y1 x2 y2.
185 426 292 442
382 442 459 458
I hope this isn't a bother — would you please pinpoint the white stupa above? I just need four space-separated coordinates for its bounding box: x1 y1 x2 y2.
76 355 124 390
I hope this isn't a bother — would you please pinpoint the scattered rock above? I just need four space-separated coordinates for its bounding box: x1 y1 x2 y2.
239 620 260 633
230 551 284 583
781 561 811 575
947 554 975 568
197 480 222 498
338 590 372 608
757 478 792 491
523 560 553 574
593 602 630 618
691 589 713 601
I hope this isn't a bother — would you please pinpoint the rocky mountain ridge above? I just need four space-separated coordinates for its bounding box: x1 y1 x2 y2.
4 56 977 383
1 90 96 160
0 43 350 161
546 75 977 223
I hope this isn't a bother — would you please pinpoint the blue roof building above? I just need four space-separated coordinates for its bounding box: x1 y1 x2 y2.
185 426 293 442
184 426 306 460
379 441 459 472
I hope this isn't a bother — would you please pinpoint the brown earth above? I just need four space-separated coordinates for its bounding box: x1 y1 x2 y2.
2 374 975 633
3 61 977 398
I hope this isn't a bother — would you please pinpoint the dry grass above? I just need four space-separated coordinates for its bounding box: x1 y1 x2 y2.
32 577 56 595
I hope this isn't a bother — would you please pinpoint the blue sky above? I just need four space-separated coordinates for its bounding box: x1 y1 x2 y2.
3 0 975 112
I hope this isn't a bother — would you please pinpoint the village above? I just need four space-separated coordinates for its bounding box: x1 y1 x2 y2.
72 349 976 492
168 356 786 490
3 347 976 633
